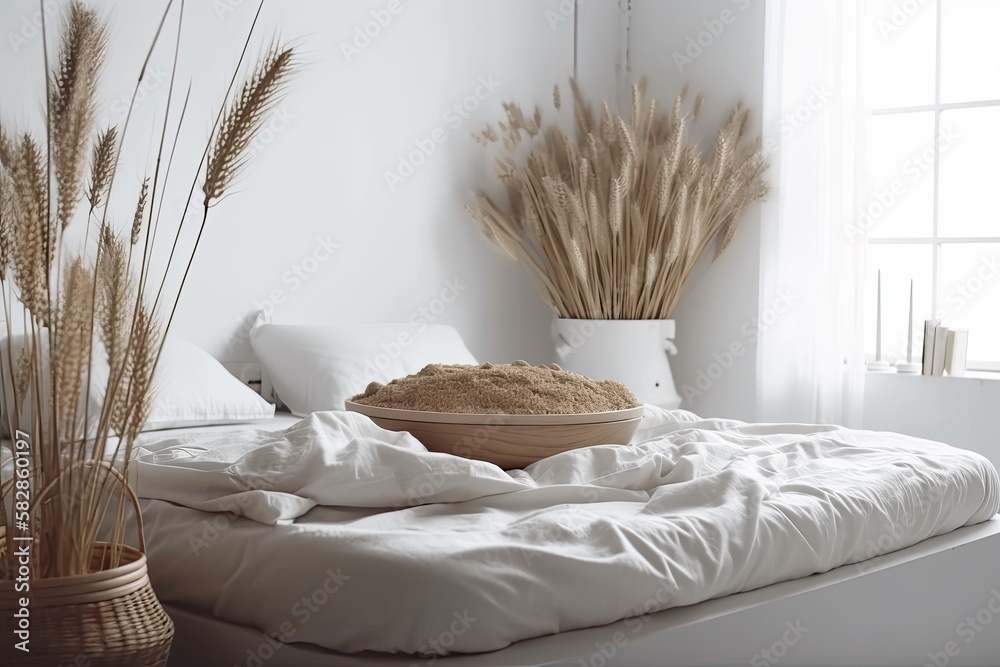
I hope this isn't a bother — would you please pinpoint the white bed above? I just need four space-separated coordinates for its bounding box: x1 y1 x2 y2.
123 407 1000 666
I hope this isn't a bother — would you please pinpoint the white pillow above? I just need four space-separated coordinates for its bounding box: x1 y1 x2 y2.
250 316 479 416
1 335 274 434
115 337 275 431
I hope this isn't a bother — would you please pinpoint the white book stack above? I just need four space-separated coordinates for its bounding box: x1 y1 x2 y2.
945 329 970 376
922 321 971 376
921 319 940 376
931 325 949 376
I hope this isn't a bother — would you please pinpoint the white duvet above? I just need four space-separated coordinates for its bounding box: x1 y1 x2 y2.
132 407 1000 656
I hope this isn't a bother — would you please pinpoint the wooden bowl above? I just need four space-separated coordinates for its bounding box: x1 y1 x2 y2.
344 401 645 469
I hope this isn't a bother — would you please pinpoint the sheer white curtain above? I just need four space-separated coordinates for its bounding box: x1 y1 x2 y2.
757 0 867 426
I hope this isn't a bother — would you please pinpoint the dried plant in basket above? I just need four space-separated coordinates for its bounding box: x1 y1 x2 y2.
466 78 769 320
0 0 297 580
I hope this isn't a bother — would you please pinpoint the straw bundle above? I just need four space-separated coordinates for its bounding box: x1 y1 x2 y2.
467 78 769 319
0 0 297 580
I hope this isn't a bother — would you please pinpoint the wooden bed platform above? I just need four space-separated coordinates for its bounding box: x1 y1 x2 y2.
165 516 1000 667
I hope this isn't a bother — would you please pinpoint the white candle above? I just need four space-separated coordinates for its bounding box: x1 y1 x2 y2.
875 270 883 361
906 279 914 363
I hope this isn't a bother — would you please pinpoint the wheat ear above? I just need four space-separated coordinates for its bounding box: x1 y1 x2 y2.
203 43 297 205
86 126 117 213
51 0 107 231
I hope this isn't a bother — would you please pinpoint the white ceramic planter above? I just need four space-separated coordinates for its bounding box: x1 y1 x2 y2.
552 318 682 409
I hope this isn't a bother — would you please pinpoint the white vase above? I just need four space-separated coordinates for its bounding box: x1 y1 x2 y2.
551 318 682 409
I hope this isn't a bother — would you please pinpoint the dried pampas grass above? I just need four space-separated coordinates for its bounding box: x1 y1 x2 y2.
467 78 769 319
0 1 297 579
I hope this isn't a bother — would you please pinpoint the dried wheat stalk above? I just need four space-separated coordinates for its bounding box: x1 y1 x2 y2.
468 78 769 320
51 0 107 233
0 1 296 579
203 43 297 205
86 126 117 214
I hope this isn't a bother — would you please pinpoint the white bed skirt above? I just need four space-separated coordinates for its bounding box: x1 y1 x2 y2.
163 517 1000 666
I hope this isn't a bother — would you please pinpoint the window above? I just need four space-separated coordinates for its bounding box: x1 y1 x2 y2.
861 0 1000 370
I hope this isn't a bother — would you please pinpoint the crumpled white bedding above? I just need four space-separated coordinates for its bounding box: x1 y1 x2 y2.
131 407 1000 656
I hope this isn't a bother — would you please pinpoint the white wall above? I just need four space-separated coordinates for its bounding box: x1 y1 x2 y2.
0 0 574 372
622 0 767 420
575 0 628 106
2 0 770 419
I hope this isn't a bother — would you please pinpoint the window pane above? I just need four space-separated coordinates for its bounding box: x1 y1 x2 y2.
938 107 1000 237
941 0 1000 104
938 243 1000 364
863 0 937 109
863 112 935 239
866 244 935 363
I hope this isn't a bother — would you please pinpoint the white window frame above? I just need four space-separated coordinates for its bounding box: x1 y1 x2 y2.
866 1 1000 371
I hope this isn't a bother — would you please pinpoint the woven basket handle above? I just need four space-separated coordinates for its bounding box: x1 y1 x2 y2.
31 460 146 554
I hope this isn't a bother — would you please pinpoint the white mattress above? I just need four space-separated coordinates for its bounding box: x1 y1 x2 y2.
130 407 1000 657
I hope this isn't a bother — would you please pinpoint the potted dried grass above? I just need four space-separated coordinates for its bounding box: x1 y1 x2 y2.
467 79 768 407
0 1 296 664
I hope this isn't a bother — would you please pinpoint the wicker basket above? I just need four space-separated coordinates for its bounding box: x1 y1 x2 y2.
0 466 174 666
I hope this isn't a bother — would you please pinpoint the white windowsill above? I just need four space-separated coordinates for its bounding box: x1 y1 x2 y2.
865 369 1000 382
